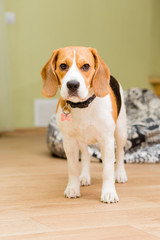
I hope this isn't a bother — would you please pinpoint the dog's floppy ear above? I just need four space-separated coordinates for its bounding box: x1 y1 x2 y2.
90 48 110 97
41 50 59 98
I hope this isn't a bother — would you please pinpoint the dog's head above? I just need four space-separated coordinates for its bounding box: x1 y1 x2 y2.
41 46 110 102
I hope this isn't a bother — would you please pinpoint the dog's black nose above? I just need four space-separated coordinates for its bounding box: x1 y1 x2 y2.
67 80 80 92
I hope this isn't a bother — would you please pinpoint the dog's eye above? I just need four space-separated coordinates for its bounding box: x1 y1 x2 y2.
59 63 68 71
81 64 90 71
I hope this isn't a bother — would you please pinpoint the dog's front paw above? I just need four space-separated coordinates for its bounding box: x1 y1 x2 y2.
80 174 91 186
115 169 128 183
101 189 119 203
64 186 80 198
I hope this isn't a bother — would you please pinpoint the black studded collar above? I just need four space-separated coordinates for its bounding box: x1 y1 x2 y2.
66 94 96 109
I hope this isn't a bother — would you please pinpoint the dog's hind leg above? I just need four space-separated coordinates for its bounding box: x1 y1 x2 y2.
114 99 128 183
79 142 91 186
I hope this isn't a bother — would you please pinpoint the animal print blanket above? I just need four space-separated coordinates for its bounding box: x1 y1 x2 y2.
47 88 160 163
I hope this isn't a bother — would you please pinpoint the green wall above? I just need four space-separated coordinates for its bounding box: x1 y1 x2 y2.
0 0 13 131
149 0 160 76
4 0 160 128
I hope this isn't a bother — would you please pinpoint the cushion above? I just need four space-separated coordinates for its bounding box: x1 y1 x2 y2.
47 88 160 163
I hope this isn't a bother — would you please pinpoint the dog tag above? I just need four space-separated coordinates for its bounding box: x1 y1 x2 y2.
61 105 71 122
61 113 71 122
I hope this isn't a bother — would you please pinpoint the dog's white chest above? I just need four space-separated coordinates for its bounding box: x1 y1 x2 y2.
56 95 115 144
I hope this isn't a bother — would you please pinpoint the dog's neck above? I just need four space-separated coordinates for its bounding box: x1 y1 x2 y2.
66 94 96 109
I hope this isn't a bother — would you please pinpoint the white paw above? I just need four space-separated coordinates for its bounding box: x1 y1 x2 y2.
115 170 128 183
80 174 91 186
64 186 80 198
101 189 119 203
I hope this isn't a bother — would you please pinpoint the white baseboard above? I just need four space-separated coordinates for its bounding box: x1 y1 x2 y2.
34 99 58 127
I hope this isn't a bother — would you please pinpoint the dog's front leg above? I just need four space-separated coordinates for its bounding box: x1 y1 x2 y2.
100 137 119 203
79 142 91 186
63 137 80 198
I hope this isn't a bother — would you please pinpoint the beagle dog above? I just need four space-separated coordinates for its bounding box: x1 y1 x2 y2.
41 46 127 203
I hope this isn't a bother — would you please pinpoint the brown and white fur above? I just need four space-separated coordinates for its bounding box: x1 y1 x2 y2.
41 46 127 203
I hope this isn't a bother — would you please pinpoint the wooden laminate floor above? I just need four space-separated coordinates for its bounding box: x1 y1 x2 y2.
0 131 160 240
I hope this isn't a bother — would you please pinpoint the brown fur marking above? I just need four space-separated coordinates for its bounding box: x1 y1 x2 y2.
109 86 118 123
